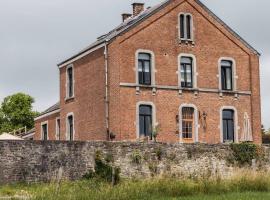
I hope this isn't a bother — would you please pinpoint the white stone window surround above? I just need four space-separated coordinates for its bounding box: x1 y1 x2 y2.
218 57 238 92
135 101 158 139
66 112 75 141
177 53 198 89
55 117 60 140
179 104 199 143
219 106 239 143
41 121 49 141
65 64 75 100
135 49 156 86
178 12 194 41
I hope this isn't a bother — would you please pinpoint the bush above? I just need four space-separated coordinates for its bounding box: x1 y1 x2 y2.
230 143 258 165
83 152 120 185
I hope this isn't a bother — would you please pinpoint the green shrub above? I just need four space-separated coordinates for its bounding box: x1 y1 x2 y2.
83 152 120 185
131 150 142 164
230 143 258 165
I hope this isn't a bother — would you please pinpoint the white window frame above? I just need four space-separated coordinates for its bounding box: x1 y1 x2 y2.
135 50 156 86
66 64 75 99
55 117 60 140
41 121 49 141
178 13 194 41
179 104 199 143
136 101 157 139
218 57 237 91
219 106 239 143
66 112 75 141
178 53 198 89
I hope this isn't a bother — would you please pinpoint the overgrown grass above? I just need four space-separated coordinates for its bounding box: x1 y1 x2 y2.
1 172 270 200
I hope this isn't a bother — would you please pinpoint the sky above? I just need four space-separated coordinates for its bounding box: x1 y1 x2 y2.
0 0 269 129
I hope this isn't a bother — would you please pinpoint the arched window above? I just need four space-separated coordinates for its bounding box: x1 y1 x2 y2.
181 107 194 141
138 53 151 85
221 60 233 91
180 56 193 88
139 105 153 139
179 13 193 41
66 64 74 98
222 109 235 143
66 113 74 141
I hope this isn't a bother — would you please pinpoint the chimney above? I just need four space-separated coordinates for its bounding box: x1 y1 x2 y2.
132 3 145 16
122 13 132 22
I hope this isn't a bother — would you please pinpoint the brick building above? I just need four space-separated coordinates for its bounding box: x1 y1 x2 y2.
34 0 262 144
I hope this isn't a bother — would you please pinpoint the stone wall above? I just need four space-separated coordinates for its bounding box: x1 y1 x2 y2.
0 141 269 184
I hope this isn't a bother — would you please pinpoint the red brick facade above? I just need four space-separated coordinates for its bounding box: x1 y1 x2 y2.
34 0 262 144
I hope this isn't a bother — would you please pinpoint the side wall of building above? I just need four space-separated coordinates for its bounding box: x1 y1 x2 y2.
34 112 60 140
59 48 107 141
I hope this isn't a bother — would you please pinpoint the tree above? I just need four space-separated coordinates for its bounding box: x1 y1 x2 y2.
261 125 266 135
0 93 39 133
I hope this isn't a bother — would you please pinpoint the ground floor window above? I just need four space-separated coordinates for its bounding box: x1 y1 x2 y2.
222 109 235 142
41 123 48 141
139 105 152 139
181 107 194 140
67 115 74 141
56 118 60 140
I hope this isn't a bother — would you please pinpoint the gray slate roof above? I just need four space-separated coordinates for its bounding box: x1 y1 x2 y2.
38 102 60 117
58 0 260 66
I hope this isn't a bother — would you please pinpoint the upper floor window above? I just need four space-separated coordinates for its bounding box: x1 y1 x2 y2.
179 13 193 41
180 56 193 88
66 65 74 98
138 53 151 85
221 60 233 91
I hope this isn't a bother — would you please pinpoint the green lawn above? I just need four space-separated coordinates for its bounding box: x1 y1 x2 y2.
1 176 270 200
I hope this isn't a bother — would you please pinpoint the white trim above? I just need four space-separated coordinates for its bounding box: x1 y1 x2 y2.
219 106 239 143
58 43 105 68
178 13 194 41
179 104 199 143
34 109 60 121
135 49 156 86
136 101 157 139
55 117 60 140
41 121 49 141
66 64 75 100
218 57 237 91
178 53 198 89
66 112 75 141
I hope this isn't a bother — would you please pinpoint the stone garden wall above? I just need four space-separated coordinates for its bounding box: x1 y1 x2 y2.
0 141 269 184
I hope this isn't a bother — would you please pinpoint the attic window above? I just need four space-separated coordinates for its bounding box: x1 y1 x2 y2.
179 13 193 41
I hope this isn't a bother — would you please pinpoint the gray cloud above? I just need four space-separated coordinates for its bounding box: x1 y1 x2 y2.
0 0 269 128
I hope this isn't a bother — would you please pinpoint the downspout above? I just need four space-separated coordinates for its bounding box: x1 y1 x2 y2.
104 40 110 140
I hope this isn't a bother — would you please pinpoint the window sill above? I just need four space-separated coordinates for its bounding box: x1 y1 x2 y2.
179 39 195 45
65 96 75 102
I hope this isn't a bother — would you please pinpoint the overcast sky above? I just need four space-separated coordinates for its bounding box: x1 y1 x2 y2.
0 0 269 128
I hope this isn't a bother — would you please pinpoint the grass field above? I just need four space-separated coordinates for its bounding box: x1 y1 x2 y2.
1 172 270 200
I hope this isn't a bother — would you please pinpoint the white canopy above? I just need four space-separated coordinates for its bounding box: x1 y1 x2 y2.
241 112 253 142
0 133 24 140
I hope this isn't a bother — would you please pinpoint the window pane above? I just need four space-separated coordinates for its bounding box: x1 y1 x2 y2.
138 61 143 72
68 116 73 141
186 15 191 39
145 116 152 137
182 107 194 139
223 120 228 141
67 67 73 97
221 60 232 67
222 110 234 142
223 110 234 120
221 67 226 90
181 57 192 64
227 120 234 141
226 68 232 90
138 53 150 60
180 14 185 38
42 124 47 141
139 116 145 136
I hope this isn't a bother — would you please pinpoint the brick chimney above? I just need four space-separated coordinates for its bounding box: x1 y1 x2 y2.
122 13 132 22
132 3 145 16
